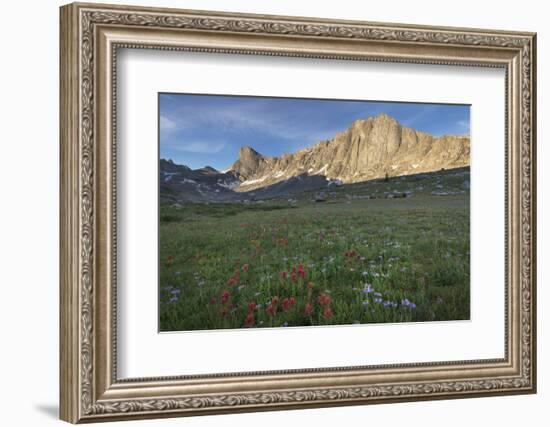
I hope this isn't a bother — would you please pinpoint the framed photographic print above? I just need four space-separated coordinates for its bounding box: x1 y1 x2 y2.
60 2 537 423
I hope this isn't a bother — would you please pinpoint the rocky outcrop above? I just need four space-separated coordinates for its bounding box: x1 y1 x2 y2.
229 113 470 192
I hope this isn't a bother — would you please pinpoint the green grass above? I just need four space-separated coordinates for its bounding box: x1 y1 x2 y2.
159 175 470 331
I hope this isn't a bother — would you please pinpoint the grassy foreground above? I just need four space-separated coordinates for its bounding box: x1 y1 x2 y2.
159 173 470 331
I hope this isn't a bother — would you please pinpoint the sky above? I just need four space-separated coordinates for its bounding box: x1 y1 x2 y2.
159 93 470 171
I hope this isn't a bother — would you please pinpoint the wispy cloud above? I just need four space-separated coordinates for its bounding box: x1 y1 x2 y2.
174 140 226 154
160 98 343 145
398 105 436 128
457 119 470 131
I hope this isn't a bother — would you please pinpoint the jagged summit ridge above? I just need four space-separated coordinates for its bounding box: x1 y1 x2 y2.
229 113 470 191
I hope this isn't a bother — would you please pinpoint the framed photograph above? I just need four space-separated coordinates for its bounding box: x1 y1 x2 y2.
60 2 537 423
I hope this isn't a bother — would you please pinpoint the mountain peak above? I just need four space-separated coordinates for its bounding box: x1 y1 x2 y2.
239 146 262 158
372 112 398 124
230 146 264 179
198 165 219 174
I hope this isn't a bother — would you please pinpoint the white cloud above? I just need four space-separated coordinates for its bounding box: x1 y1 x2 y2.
457 119 470 130
398 105 436 127
160 115 177 131
175 141 226 154
162 99 339 144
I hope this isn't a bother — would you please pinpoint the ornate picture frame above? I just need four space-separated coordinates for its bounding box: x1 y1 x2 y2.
60 2 536 423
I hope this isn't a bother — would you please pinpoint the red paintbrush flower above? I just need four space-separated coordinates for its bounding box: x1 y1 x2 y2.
317 293 332 306
247 302 256 313
209 297 217 305
242 264 249 272
289 296 296 307
271 296 279 306
221 290 231 305
244 313 255 327
282 298 291 312
266 305 277 316
322 307 333 319
280 271 288 280
291 272 297 283
226 277 237 285
304 303 313 316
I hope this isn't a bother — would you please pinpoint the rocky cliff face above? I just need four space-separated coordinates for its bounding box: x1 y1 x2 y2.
229 113 470 192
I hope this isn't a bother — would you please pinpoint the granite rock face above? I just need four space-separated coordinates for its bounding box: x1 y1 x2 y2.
230 113 470 192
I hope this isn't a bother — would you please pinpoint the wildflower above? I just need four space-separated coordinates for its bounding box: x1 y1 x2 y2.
226 277 238 286
266 305 277 316
298 264 306 279
322 307 333 319
374 297 383 304
170 289 180 295
221 290 231 305
280 271 288 280
304 303 313 316
244 312 255 327
307 282 314 290
291 272 297 283
402 299 417 309
169 296 178 303
289 296 296 307
272 296 279 306
247 302 257 313
362 284 374 294
317 293 332 306
209 297 217 305
362 301 370 306
282 298 291 312
242 264 249 272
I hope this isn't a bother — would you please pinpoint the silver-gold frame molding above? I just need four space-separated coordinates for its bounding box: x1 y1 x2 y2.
60 2 537 423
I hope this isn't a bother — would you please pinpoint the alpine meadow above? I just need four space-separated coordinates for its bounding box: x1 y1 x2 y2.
158 94 471 332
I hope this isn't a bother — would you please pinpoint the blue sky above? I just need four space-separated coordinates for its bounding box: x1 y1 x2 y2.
159 93 470 171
